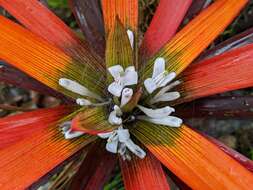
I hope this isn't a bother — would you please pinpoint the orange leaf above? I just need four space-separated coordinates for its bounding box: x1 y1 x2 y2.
0 121 95 189
120 150 171 190
0 16 105 98
141 0 247 79
106 17 133 79
0 0 103 69
71 107 117 134
132 122 253 190
177 44 253 104
102 0 138 67
101 0 138 34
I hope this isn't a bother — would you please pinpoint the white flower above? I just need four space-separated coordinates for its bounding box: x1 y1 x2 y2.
137 105 182 127
120 88 133 107
108 65 138 97
98 127 146 159
60 121 85 139
127 29 134 48
108 105 123 125
144 57 176 94
150 80 181 104
59 78 103 101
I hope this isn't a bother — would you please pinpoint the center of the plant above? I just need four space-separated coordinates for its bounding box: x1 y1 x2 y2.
57 28 182 160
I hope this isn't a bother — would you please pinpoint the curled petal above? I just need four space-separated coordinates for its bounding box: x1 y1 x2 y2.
137 105 175 119
144 78 157 94
108 65 124 79
151 92 180 104
59 78 103 101
108 82 124 97
138 115 182 127
124 70 138 86
158 72 176 87
64 130 85 140
108 110 122 125
124 139 146 159
121 88 133 107
106 140 118 153
156 80 181 97
152 57 166 79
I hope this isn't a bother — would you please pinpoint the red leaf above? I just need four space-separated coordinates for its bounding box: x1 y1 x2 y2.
140 0 192 58
178 44 253 104
69 141 117 190
120 150 171 190
0 106 71 148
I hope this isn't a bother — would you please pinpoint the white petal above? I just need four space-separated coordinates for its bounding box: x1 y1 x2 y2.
123 70 138 86
137 105 175 118
76 98 92 106
157 72 176 87
106 140 118 153
59 78 102 101
156 80 181 97
125 139 146 159
127 29 134 48
108 110 122 125
108 65 124 79
113 105 122 116
152 57 165 79
144 78 157 94
118 143 127 155
138 115 182 127
64 130 85 139
107 132 119 142
108 82 124 97
97 131 114 139
125 66 135 72
60 121 71 132
150 92 180 104
117 129 130 143
121 88 133 107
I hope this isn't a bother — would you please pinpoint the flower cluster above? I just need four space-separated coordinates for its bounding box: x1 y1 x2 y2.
58 30 182 159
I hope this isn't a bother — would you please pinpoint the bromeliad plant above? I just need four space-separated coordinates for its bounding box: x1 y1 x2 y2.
0 0 253 189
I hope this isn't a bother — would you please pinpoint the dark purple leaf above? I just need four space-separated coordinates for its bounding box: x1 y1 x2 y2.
68 0 105 57
177 96 253 119
0 61 71 102
197 27 253 61
69 141 117 190
184 0 211 21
